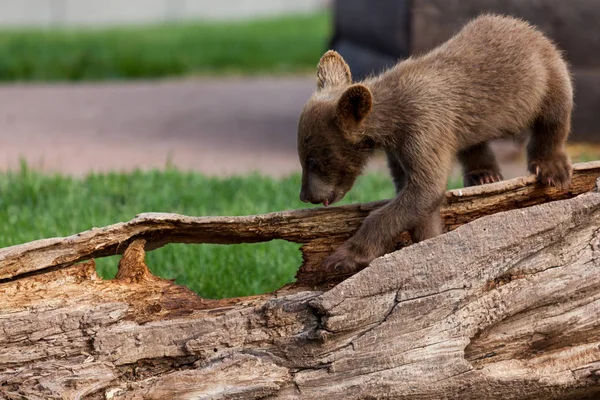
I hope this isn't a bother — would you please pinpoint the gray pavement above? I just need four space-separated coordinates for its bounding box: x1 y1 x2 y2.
0 77 316 177
0 77 528 179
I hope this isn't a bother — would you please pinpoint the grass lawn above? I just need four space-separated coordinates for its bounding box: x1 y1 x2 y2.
0 13 330 82
0 166 411 299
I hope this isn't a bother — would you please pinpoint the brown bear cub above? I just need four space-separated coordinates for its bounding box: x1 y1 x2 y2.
297 14 573 273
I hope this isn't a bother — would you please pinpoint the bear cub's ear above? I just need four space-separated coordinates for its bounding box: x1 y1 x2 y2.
317 50 352 90
336 84 373 129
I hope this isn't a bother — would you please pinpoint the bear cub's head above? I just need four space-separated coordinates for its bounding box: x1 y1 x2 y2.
297 50 375 207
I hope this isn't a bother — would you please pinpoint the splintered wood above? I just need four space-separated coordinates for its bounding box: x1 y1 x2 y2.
0 161 599 399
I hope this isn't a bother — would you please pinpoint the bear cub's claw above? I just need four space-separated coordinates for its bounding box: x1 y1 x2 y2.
463 169 504 187
529 152 572 190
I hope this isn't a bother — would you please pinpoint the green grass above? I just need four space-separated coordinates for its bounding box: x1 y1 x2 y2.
0 13 330 82
1 166 416 299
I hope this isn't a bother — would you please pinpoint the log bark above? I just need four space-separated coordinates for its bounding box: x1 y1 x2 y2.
1 162 600 399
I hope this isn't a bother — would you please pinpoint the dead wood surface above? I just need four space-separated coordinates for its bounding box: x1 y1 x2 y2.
1 161 600 287
1 179 599 399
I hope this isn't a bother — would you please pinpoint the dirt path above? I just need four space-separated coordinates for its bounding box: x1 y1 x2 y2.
0 77 530 179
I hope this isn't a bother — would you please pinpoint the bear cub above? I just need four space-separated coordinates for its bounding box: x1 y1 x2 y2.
296 14 573 274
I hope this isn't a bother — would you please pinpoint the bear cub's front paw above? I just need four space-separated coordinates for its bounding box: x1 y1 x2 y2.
322 242 374 275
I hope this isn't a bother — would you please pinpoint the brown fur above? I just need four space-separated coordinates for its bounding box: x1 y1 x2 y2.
297 14 573 273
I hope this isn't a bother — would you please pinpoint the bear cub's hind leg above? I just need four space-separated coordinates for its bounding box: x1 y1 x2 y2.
459 142 504 187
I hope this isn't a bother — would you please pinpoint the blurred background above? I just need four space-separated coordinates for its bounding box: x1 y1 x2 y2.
0 0 598 298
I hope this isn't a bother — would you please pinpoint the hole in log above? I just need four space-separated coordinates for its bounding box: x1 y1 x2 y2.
95 240 303 300
96 256 120 280
146 241 302 300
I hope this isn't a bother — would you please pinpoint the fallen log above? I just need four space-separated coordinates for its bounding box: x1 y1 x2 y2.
0 162 599 399
2 161 600 286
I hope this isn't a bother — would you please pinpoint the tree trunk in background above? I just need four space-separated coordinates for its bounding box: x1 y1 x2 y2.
1 162 600 399
331 0 600 142
410 0 600 144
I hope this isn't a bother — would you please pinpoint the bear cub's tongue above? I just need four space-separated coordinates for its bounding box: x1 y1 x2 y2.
323 199 329 207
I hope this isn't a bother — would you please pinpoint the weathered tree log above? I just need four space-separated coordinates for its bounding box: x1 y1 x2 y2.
1 162 599 399
2 161 600 286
